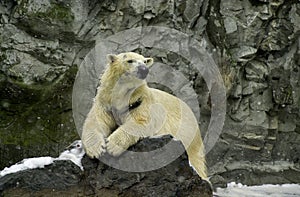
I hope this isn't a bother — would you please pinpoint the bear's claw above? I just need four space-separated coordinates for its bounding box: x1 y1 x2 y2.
85 142 106 158
82 132 107 158
106 135 126 156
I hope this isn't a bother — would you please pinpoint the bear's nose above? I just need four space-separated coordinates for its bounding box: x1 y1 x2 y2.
137 65 149 79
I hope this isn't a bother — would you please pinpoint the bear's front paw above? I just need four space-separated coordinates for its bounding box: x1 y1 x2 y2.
106 134 127 156
82 133 106 159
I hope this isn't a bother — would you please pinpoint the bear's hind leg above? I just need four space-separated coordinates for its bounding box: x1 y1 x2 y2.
183 128 207 179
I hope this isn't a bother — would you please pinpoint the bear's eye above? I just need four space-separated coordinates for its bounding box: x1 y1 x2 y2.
127 60 134 64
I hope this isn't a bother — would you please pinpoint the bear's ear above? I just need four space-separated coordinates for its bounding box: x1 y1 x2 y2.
107 54 118 64
144 58 154 67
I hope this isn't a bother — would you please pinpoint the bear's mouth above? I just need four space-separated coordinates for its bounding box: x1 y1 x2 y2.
137 72 148 79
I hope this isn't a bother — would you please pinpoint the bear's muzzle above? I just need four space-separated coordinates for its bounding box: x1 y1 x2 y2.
137 64 149 79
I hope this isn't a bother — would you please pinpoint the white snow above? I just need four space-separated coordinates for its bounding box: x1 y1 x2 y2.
214 182 300 197
0 140 85 177
0 157 54 177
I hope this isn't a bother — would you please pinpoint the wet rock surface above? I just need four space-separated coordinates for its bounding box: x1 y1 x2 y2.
0 0 300 194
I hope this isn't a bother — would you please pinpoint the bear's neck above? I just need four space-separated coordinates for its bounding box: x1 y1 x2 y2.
96 68 148 105
97 65 123 95
97 82 148 107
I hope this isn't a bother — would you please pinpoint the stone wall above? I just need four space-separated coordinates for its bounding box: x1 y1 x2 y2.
0 0 299 187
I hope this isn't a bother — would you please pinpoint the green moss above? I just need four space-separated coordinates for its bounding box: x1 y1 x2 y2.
0 52 7 63
0 66 79 168
17 1 74 24
41 3 74 23
16 0 29 15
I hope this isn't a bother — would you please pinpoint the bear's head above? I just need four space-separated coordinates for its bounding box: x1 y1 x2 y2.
107 52 153 80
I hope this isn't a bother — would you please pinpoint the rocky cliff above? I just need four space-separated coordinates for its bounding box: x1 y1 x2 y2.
0 0 299 195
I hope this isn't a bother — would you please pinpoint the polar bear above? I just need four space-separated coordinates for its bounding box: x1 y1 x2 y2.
81 52 207 179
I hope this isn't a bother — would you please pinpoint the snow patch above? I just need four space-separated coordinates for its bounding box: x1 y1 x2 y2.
0 157 54 177
214 182 300 197
0 140 85 177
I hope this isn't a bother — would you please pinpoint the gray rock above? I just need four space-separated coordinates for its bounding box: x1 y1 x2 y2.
258 4 272 20
144 12 155 20
242 81 268 95
249 90 273 111
4 50 66 85
260 19 294 51
183 0 203 27
245 60 268 82
220 160 300 185
231 84 242 98
289 4 300 33
278 112 297 132
0 24 76 66
245 110 269 129
231 46 257 62
229 98 250 122
220 0 264 47
128 0 146 15
220 0 243 15
224 16 237 34
13 0 76 40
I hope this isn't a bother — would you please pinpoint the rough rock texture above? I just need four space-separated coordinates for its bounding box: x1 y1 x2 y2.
0 0 299 194
0 138 212 197
206 0 300 186
0 160 83 193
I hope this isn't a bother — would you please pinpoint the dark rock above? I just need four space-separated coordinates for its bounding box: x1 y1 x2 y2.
269 68 294 106
229 98 250 122
0 160 82 193
249 90 273 111
81 153 212 197
245 60 268 82
0 139 213 197
260 19 294 51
